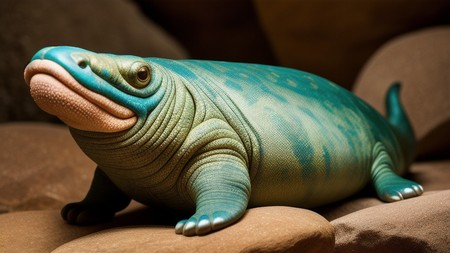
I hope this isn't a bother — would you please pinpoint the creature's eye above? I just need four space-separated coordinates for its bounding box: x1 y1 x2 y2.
72 53 89 69
137 66 150 83
77 59 88 69
128 62 151 88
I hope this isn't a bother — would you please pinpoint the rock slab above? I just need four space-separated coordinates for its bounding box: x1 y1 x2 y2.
53 207 334 253
0 123 95 212
332 190 450 253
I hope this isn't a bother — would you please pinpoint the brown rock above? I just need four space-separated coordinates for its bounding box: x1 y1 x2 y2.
317 196 383 221
255 0 450 89
0 123 95 212
354 26 450 159
0 210 106 253
409 159 450 191
332 190 450 253
53 207 334 253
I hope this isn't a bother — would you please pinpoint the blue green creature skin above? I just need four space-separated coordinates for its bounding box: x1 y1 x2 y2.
27 46 423 236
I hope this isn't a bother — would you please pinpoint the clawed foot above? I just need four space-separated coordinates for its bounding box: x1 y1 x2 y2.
61 202 115 225
60 168 131 225
371 142 424 203
175 210 241 236
377 178 424 202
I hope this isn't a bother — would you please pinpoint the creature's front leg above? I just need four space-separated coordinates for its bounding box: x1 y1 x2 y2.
61 167 131 225
175 155 251 236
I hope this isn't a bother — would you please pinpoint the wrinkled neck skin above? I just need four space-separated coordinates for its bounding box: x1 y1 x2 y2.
70 66 193 196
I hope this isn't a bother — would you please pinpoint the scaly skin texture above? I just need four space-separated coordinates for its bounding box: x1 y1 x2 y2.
24 46 423 236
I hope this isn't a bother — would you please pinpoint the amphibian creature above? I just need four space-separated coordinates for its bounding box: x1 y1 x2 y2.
24 46 423 236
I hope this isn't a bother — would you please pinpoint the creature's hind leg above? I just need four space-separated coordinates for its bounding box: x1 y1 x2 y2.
371 142 423 202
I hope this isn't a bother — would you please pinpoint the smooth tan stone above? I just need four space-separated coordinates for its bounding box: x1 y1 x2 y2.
332 190 450 253
317 196 383 221
53 207 334 253
0 123 95 212
0 210 105 253
409 159 450 191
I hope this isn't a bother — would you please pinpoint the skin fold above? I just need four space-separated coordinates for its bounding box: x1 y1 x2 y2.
24 46 423 236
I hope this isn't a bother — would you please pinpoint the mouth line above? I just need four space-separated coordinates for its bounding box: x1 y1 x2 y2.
24 59 135 120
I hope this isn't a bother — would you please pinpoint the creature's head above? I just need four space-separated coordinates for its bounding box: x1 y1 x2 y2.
24 46 165 132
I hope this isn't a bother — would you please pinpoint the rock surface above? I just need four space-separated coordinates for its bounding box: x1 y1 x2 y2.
409 159 450 191
0 207 334 253
332 190 450 253
52 206 334 253
0 123 94 213
0 210 106 253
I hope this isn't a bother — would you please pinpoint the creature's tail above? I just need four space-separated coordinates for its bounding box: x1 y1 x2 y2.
385 83 416 166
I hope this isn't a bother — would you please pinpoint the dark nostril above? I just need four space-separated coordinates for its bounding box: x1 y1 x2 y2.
78 60 88 69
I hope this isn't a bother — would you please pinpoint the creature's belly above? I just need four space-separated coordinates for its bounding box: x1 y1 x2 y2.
249 160 372 208
247 123 373 208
